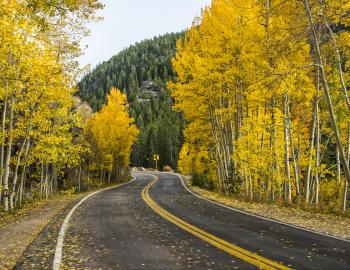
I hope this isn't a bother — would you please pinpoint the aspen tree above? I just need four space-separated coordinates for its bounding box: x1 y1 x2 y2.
343 123 350 211
88 88 139 181
301 0 350 188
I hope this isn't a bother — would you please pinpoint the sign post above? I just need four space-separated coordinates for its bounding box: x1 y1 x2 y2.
153 154 160 171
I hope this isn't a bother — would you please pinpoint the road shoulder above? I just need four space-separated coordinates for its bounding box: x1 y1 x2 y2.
0 185 122 270
0 194 88 269
180 174 350 241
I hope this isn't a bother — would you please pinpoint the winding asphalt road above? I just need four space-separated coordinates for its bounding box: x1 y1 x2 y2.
16 172 350 269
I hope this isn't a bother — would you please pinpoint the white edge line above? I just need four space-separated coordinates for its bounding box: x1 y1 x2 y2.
53 177 136 270
164 172 350 244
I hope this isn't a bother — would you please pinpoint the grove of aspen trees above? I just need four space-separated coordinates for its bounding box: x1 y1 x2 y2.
170 0 350 212
2 0 350 216
0 1 138 214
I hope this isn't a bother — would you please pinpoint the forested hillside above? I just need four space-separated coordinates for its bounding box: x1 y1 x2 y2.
78 33 184 169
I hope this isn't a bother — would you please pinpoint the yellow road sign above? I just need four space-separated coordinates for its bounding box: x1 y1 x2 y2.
153 154 160 161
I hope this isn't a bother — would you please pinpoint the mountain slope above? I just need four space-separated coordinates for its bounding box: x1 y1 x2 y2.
78 33 184 169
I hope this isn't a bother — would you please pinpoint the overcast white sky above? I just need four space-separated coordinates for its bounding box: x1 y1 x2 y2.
79 0 212 69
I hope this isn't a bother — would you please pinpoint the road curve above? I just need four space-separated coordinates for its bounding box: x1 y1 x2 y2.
149 173 350 269
58 173 244 269
15 172 350 269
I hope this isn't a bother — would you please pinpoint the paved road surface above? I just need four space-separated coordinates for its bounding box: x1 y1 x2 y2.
15 172 350 269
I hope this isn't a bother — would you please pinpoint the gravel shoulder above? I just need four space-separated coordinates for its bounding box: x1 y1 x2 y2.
181 175 350 241
0 190 104 269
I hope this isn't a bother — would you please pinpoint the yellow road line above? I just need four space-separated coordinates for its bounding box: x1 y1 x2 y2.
142 175 292 270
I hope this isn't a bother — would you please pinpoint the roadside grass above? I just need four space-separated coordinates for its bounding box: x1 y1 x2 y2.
182 175 350 241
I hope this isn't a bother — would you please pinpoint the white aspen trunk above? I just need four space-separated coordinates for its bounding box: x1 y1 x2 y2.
212 97 231 192
283 93 292 204
49 167 54 197
315 70 321 206
248 168 254 201
108 170 111 184
334 73 341 191
87 160 90 190
3 94 14 212
310 176 316 204
18 139 31 207
314 111 320 206
257 102 271 200
209 105 226 191
342 123 350 211
225 81 235 178
260 128 268 198
215 99 230 190
271 100 279 201
53 166 58 193
100 166 103 186
49 171 53 197
15 177 21 208
269 123 274 202
235 91 240 140
305 99 317 205
0 84 8 204
337 148 341 184
9 137 27 210
287 99 300 199
45 164 49 199
51 165 55 194
78 165 82 192
210 106 226 192
242 167 248 198
40 163 44 199
249 170 253 201
325 23 350 112
102 169 106 185
10 109 33 209
302 0 350 187
18 165 26 207
289 127 300 197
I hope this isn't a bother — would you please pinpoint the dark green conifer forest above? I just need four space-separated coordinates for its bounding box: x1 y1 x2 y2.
78 33 184 169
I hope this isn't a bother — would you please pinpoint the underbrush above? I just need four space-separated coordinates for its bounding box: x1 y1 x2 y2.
191 173 215 191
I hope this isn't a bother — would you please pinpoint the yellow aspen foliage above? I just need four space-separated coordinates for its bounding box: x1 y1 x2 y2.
88 88 139 180
171 0 350 210
0 0 103 211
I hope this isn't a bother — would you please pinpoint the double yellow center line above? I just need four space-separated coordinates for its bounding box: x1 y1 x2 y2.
141 175 292 270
